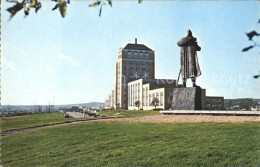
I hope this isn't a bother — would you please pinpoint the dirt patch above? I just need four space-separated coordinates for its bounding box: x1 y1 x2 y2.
2 115 259 136
96 115 260 122
96 115 260 123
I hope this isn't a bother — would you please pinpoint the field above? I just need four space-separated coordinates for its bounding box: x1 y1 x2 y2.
0 112 86 132
97 110 162 117
0 110 161 132
2 121 260 166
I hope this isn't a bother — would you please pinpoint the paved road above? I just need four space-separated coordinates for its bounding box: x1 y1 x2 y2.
66 112 85 118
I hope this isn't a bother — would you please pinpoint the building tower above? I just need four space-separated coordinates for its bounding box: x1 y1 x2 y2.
114 39 155 109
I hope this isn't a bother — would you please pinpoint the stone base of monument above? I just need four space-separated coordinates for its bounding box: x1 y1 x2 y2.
171 86 202 110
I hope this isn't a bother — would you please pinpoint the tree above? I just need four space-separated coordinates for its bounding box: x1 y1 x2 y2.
37 105 42 113
6 0 143 19
115 103 120 110
135 100 140 110
247 99 253 110
151 97 159 110
239 100 246 110
212 101 219 110
226 100 233 110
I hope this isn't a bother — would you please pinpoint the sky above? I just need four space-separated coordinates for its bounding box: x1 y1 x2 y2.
2 1 260 105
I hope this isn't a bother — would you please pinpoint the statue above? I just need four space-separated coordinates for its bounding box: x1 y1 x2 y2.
177 30 201 87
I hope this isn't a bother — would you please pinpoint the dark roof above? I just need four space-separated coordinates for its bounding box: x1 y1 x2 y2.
124 43 153 51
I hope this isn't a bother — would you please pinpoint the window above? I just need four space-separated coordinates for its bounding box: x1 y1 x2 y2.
145 53 149 59
134 52 138 58
160 93 163 106
140 53 143 59
128 52 132 58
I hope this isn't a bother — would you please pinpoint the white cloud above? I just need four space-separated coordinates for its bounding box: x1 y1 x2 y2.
2 56 16 71
58 54 77 65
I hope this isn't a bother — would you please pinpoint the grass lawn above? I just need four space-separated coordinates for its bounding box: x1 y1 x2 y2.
98 110 162 117
0 112 86 132
1 122 260 166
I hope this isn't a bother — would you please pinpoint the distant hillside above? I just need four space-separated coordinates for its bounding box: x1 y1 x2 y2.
1 102 104 112
57 102 104 109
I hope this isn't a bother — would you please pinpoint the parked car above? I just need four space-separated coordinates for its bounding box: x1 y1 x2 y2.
64 114 70 118
94 114 100 117
100 115 107 119
88 112 95 116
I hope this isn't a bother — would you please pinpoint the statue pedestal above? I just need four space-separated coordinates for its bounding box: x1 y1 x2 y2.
171 86 202 110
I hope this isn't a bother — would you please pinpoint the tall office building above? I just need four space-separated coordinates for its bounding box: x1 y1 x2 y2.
106 39 155 109
115 38 155 109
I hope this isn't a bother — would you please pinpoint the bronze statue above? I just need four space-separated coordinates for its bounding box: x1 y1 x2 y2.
177 30 201 87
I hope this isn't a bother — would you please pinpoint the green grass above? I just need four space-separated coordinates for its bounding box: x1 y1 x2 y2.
98 110 162 117
2 122 260 166
0 112 86 132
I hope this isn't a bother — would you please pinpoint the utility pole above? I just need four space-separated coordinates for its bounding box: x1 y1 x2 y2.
53 96 55 112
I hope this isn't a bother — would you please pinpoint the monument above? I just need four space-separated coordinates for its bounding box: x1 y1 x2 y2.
172 30 203 110
177 29 201 87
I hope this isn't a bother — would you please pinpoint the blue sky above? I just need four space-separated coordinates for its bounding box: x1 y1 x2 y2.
2 1 260 105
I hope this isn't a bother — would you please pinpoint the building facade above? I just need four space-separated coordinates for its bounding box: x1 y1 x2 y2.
204 96 224 110
128 78 179 110
128 79 224 110
105 89 115 109
106 39 155 109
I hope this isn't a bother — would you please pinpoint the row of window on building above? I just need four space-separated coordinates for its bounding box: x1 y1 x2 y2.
128 83 164 107
118 62 153 71
127 51 150 59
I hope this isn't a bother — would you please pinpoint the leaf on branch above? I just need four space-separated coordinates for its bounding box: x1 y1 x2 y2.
99 6 102 17
242 45 254 52
253 75 260 79
23 2 30 16
7 0 25 20
52 4 59 10
31 0 36 7
30 0 41 13
107 0 112 7
7 0 42 20
138 0 143 4
59 2 67 17
89 1 101 7
52 1 67 18
246 31 260 41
